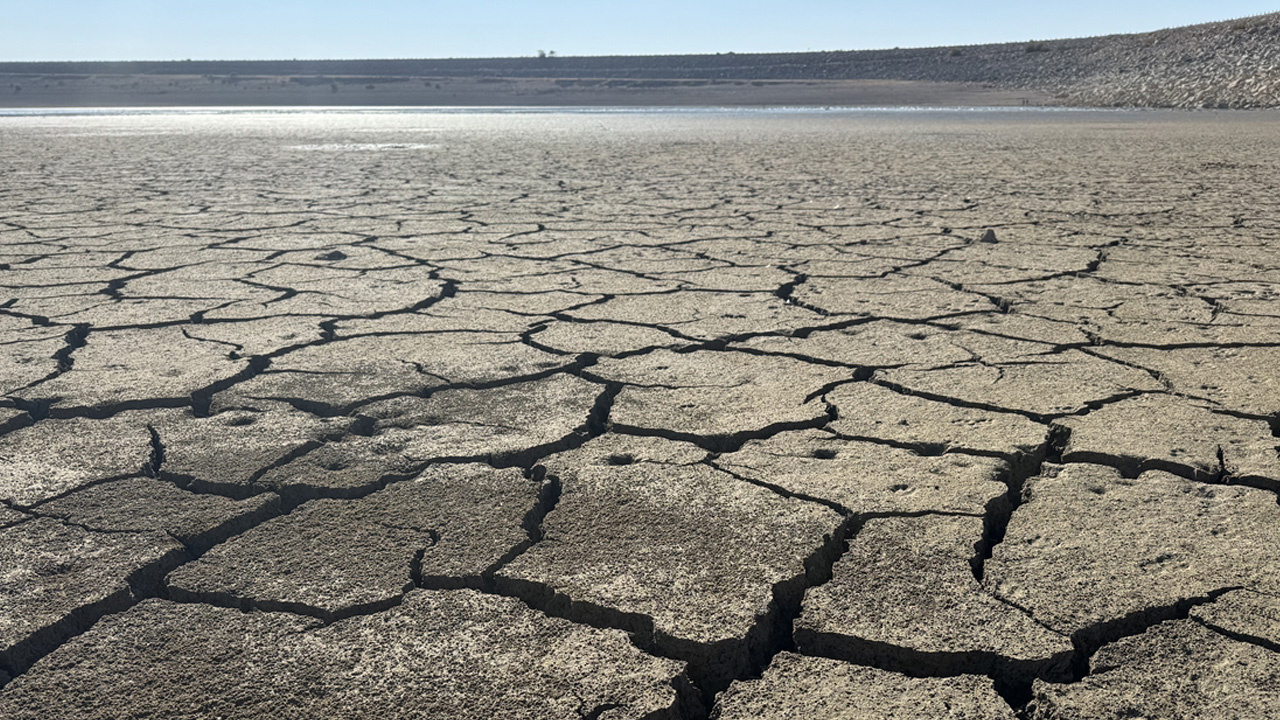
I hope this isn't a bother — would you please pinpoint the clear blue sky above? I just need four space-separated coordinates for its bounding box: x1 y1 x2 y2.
3 1 1277 61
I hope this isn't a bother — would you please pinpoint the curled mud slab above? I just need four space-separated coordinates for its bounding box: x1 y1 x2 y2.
2 109 1280 716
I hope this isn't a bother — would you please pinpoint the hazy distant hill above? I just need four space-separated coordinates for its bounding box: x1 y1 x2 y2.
2 12 1278 108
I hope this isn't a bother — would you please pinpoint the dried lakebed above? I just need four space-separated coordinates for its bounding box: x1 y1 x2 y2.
2 108 1280 719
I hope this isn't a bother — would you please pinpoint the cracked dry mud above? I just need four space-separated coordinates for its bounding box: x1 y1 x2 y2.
1 110 1279 718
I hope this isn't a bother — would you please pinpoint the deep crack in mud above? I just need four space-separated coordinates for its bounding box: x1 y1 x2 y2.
2 109 1280 719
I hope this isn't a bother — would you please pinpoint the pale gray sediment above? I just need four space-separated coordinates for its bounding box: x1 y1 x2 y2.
1 109 1278 716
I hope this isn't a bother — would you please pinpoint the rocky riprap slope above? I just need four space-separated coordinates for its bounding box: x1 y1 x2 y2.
951 12 1280 108
3 12 1280 107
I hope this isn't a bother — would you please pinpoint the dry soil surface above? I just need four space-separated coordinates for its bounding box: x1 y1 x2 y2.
1 108 1280 719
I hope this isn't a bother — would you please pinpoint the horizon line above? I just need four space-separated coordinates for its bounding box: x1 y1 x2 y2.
2 10 1275 66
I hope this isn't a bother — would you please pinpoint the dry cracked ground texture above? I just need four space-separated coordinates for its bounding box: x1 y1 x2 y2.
1 110 1280 719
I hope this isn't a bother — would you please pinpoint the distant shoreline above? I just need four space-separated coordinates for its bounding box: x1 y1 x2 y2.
3 12 1277 109
0 77 1051 110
